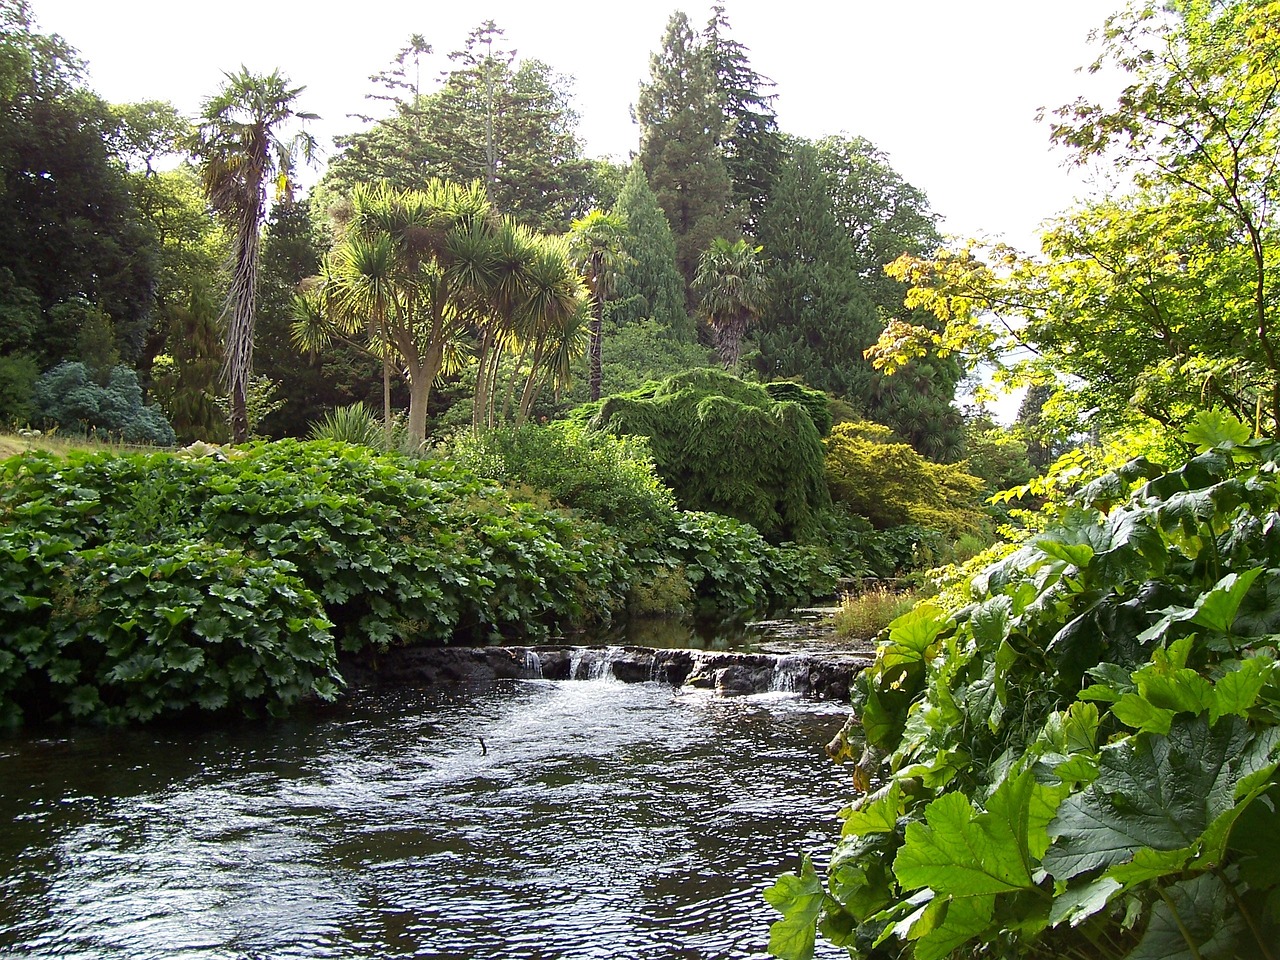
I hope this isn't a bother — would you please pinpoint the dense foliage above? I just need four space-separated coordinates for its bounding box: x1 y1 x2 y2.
448 420 841 614
32 362 177 445
0 441 636 722
824 421 986 537
768 415 1280 960
589 369 831 542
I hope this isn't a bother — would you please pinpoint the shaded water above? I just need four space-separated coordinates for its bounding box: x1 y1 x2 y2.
0 677 853 959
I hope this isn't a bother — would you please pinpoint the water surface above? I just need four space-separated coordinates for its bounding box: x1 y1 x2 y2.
1 678 853 959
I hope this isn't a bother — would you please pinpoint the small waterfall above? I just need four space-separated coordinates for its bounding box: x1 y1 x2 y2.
768 655 808 694
587 646 625 682
523 650 543 679
562 646 625 682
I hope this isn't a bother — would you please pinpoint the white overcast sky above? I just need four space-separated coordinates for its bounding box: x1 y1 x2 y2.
33 0 1125 253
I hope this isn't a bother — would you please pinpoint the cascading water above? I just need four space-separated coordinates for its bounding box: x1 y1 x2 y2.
522 650 543 679
768 655 809 693
587 645 625 681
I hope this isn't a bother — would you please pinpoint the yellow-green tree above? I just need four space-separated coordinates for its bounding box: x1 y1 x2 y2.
868 0 1280 438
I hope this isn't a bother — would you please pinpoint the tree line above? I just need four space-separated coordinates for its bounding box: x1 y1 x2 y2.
0 1 972 460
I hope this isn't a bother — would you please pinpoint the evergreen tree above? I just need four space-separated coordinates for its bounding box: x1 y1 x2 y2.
322 26 594 233
254 198 385 438
0 2 156 373
608 164 691 340
816 134 940 318
704 5 782 235
756 140 880 398
635 11 737 295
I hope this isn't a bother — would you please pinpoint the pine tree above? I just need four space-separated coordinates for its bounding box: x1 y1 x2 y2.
704 5 782 235
756 140 880 399
321 25 594 233
635 12 737 296
608 164 691 340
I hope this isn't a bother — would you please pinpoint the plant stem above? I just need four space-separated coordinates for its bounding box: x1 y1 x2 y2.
1216 867 1276 960
1156 886 1204 960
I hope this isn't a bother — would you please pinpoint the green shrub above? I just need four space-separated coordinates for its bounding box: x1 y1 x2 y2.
0 441 631 657
449 420 678 539
824 419 986 536
769 414 1280 960
451 419 844 613
0 534 337 726
32 362 176 445
308 402 400 448
590 369 831 542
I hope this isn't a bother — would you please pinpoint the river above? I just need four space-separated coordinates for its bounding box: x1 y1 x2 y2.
1 671 855 959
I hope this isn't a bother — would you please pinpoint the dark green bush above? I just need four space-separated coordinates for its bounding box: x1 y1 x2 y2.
0 533 337 725
451 421 842 613
449 420 678 539
0 441 635 725
32 362 177 445
590 369 831 542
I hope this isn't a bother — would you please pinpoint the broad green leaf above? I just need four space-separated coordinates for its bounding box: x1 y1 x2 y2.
1182 409 1250 453
969 595 1013 647
860 684 900 750
764 857 824 960
913 895 996 960
1104 845 1192 886
1044 716 1280 882
1111 693 1175 734
1231 786 1280 888
879 604 950 670
1210 654 1273 724
1191 568 1263 633
894 771 1058 898
1127 873 1247 960
1037 539 1095 569
1052 754 1099 786
1049 877 1123 928
841 782 901 837
1134 665 1214 716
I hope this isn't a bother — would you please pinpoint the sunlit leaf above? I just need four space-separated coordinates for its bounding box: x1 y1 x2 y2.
764 857 824 960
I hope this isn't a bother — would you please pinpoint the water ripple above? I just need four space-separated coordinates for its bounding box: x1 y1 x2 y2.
1 680 852 959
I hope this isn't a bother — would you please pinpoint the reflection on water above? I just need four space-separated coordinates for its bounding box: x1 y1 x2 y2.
1 679 853 959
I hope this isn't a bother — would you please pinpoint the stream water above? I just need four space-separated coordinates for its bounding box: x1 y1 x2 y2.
1 674 854 959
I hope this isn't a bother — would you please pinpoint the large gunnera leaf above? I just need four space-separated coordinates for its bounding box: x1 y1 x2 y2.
1043 716 1280 882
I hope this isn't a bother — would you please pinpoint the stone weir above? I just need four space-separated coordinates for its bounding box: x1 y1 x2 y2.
340 644 873 701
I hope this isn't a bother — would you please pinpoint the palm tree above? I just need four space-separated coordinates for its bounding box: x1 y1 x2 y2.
693 238 767 371
511 235 588 421
568 210 629 401
294 180 498 446
192 67 315 441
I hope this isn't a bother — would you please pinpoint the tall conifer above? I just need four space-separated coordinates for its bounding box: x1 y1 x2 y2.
608 165 691 340
704 5 782 235
635 12 737 296
756 141 879 399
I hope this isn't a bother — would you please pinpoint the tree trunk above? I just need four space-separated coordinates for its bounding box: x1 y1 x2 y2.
228 386 249 444
223 210 261 443
589 300 603 402
407 372 431 447
382 353 393 448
